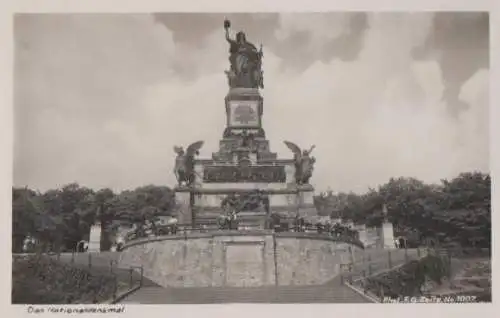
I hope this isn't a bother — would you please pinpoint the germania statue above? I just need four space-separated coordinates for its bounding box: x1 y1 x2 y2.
224 19 264 89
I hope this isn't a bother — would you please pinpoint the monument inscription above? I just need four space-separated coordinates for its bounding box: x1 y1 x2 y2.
224 242 265 287
203 165 286 183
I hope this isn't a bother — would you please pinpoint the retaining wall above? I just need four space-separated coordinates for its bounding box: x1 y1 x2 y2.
118 231 362 288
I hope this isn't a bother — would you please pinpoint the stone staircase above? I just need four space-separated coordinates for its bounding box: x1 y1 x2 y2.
114 246 426 304
119 277 371 303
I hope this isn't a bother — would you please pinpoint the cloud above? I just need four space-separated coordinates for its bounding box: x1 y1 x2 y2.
412 12 489 116
14 13 489 193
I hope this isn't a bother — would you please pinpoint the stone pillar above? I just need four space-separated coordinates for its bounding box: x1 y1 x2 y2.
175 191 192 225
381 222 395 249
194 164 204 186
297 189 317 218
380 204 395 249
284 163 295 184
88 223 101 252
356 224 367 246
269 194 288 206
300 190 314 205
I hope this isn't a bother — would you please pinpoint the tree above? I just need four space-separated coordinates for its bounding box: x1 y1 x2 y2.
13 171 488 250
12 183 178 252
12 187 63 252
12 187 38 252
110 185 175 222
437 172 491 247
312 172 491 248
38 184 96 251
86 188 116 251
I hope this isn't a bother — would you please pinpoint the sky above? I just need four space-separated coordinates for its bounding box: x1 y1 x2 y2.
13 12 489 194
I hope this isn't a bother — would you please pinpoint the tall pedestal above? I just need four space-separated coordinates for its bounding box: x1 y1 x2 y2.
296 185 316 218
381 221 395 249
88 223 101 252
175 190 193 225
173 84 318 227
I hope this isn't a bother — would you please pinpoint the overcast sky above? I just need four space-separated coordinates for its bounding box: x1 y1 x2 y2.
13 12 489 193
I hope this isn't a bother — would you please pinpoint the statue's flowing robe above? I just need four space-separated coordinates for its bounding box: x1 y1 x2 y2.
226 37 263 88
301 156 314 180
184 155 196 184
174 155 186 182
175 155 186 172
232 42 260 74
294 154 303 181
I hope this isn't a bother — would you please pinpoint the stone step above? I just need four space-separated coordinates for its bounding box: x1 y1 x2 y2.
120 284 370 304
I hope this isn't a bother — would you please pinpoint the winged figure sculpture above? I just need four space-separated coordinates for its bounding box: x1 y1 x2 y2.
283 141 316 185
173 141 204 187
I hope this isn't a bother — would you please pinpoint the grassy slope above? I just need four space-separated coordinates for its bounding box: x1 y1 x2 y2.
12 255 117 304
360 252 491 302
12 252 158 304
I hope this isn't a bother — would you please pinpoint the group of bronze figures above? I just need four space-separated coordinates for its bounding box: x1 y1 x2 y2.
124 218 179 243
124 213 359 241
216 190 270 229
173 140 315 187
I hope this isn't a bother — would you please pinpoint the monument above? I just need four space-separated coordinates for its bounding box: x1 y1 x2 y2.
173 20 318 229
88 222 101 252
381 204 395 248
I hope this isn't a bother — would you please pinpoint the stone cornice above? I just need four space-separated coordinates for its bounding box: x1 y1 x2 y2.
257 159 295 164
121 230 365 250
195 158 295 165
175 185 314 195
225 88 262 97
193 204 315 212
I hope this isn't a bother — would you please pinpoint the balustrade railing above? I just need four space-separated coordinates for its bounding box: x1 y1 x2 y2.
121 222 365 248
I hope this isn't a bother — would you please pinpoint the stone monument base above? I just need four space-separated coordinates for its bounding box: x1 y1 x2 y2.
174 183 317 228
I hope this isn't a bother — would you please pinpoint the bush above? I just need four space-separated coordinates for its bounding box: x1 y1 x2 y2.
12 255 116 304
364 254 450 298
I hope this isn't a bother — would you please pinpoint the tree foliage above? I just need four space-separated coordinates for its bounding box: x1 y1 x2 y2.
12 171 490 252
12 184 176 253
314 171 491 247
